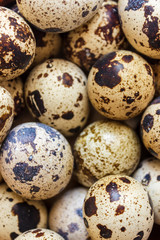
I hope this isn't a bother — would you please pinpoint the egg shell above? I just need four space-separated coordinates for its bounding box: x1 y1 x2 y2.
87 50 155 120
0 122 74 200
64 0 125 72
73 120 141 187
133 157 160 225
0 182 47 240
49 187 89 240
83 175 154 240
0 7 36 81
24 59 90 137
16 0 103 33
118 0 160 59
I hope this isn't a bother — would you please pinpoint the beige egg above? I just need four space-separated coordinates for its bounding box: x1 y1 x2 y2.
49 187 89 240
83 175 154 240
0 122 74 200
87 50 155 120
118 0 160 59
64 0 125 72
16 0 103 33
0 7 36 81
133 157 160 225
24 59 90 137
0 182 47 240
73 120 141 187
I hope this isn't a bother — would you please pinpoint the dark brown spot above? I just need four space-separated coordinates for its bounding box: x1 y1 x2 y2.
100 96 110 104
126 96 135 104
10 232 19 240
76 48 97 71
77 93 83 101
144 5 154 17
62 111 74 120
133 231 144 240
141 173 151 186
125 0 148 11
36 232 44 237
126 111 132 116
119 177 131 184
52 114 60 119
106 181 121 202
148 147 158 157
142 114 154 133
121 227 126 232
120 88 125 92
115 205 125 215
30 185 40 193
0 106 13 131
122 55 133 63
32 229 41 233
52 175 59 182
156 109 160 115
62 73 73 87
92 5 97 11
157 175 160 181
144 64 152 76
84 196 97 217
82 10 89 17
69 126 81 133
97 224 112 239
74 37 85 48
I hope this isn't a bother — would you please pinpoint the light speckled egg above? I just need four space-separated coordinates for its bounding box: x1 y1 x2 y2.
87 50 155 120
133 157 160 225
0 7 36 81
49 187 89 240
0 182 47 240
24 59 90 137
83 175 154 240
64 0 125 72
0 122 74 200
140 96 160 159
16 0 103 33
15 228 64 240
73 120 141 187
118 0 160 59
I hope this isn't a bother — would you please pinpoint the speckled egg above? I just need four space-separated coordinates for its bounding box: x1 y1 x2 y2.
83 175 154 240
0 122 74 200
16 0 103 33
118 0 160 59
24 59 90 137
133 157 160 225
87 50 155 120
49 187 89 240
73 120 141 187
0 7 36 81
15 228 64 240
0 182 47 240
64 0 125 72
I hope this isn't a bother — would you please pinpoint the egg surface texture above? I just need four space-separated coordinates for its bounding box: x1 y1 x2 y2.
0 122 74 200
83 175 154 240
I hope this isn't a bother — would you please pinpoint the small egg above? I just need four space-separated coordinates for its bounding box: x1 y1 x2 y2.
64 0 125 72
24 59 90 137
0 7 36 81
73 120 141 187
0 182 47 240
16 0 103 33
0 122 74 200
118 0 160 59
133 157 160 225
87 50 155 120
83 175 154 240
49 187 89 240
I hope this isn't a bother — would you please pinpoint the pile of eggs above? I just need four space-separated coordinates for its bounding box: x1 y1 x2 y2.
0 0 160 239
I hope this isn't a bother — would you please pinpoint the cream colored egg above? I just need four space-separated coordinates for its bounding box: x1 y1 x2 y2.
49 187 89 240
0 182 47 240
88 50 155 120
73 120 141 187
0 122 74 200
24 59 90 137
83 175 154 240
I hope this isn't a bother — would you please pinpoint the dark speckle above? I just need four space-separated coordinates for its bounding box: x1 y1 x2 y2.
84 196 97 217
82 10 89 17
122 55 133 63
74 37 85 48
97 224 112 239
115 205 125 215
10 232 19 240
141 173 151 186
58 229 69 240
157 175 160 181
156 109 160 115
69 126 81 133
52 175 59 182
133 231 144 240
62 111 74 120
7 187 12 192
125 0 148 11
92 5 97 11
144 64 152 76
30 185 40 193
119 177 131 184
121 227 126 232
144 5 154 17
45 27 63 32
76 208 83 218
106 181 121 202
84 218 89 228
35 232 44 237
68 223 79 233
142 114 154 133
62 73 73 87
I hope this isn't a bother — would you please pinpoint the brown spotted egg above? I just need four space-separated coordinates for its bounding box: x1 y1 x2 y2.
133 157 160 225
73 120 141 187
118 0 160 59
49 187 89 240
0 122 74 200
16 0 103 33
0 182 47 240
0 7 36 81
64 0 125 72
83 175 154 240
87 50 155 120
15 228 64 240
24 59 90 137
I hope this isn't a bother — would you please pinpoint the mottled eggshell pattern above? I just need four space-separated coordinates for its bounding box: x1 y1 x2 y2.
73 120 141 187
16 0 103 33
15 228 64 240
83 175 154 240
24 59 90 137
0 122 74 200
0 7 36 81
133 157 160 225
49 187 89 240
118 0 160 59
64 0 125 72
0 183 47 240
87 50 155 120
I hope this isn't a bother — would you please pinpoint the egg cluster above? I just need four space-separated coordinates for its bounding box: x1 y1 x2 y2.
0 0 160 240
